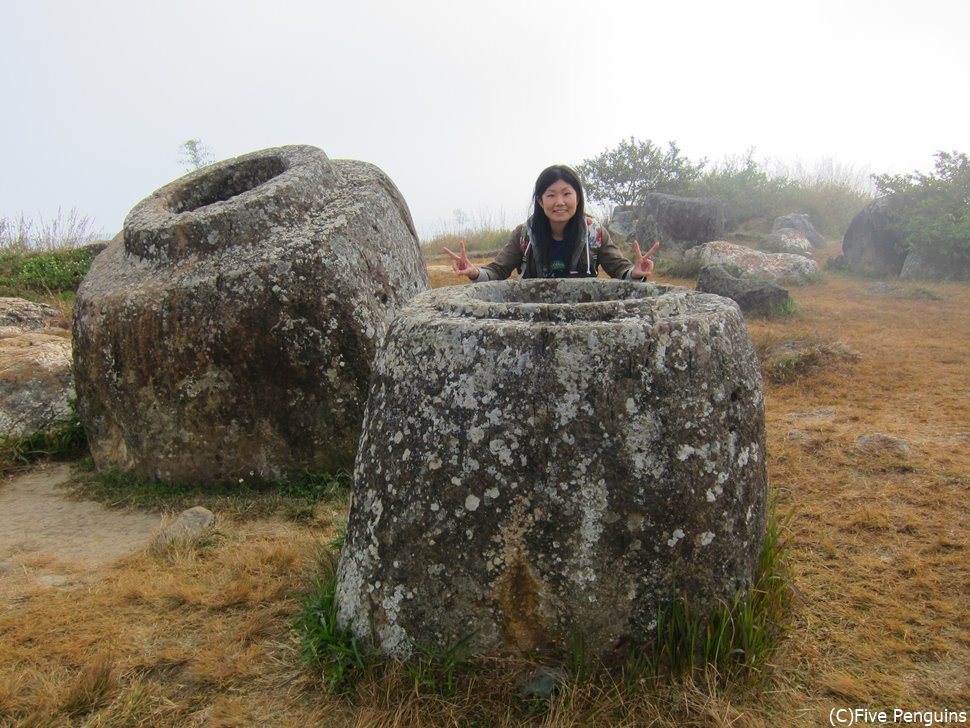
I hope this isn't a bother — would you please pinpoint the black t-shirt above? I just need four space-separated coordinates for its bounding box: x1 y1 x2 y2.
550 238 567 276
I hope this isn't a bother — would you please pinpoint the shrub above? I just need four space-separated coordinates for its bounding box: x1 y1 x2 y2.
874 151 970 272
0 246 98 298
689 151 873 237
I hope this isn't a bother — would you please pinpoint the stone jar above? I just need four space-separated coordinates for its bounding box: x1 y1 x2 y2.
335 279 767 661
72 145 429 485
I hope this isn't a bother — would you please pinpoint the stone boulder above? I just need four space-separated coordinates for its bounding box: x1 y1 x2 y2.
609 206 637 238
899 248 970 281
772 213 824 246
336 279 767 661
633 193 727 251
842 198 907 277
0 298 75 439
764 228 813 257
696 265 791 316
685 241 819 283
72 145 429 486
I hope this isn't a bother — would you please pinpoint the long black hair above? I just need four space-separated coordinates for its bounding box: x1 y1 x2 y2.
530 164 586 248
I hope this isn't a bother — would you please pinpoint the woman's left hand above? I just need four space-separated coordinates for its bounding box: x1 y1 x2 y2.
631 240 660 280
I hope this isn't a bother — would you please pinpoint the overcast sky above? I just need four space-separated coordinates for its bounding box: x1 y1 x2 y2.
2 0 968 240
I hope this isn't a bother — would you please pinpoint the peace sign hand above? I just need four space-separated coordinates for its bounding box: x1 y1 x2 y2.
443 239 480 280
631 239 660 280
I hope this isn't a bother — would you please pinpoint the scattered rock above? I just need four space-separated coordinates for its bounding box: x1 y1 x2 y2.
856 433 911 458
0 297 66 332
696 264 791 316
842 198 906 277
609 206 638 238
518 666 569 698
151 506 216 552
772 213 824 246
72 145 429 485
0 298 75 439
336 279 767 661
685 241 819 283
899 249 962 281
633 193 727 251
764 228 813 257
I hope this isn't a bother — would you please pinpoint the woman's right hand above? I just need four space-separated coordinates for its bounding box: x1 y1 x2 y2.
443 239 480 280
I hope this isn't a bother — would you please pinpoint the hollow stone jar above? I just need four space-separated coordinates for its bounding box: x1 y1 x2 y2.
335 279 767 660
72 145 429 485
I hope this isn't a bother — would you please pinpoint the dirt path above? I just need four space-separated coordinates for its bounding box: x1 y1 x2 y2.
0 463 160 599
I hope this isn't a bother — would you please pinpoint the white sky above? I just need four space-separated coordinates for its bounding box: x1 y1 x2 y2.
2 0 968 240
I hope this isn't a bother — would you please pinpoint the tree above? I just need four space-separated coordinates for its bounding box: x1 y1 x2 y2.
874 151 970 271
576 137 705 208
178 138 214 171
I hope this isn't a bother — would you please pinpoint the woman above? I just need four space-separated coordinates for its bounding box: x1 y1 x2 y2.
444 164 658 282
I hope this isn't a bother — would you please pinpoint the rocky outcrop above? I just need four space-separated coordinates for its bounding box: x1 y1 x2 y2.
842 198 907 277
72 145 429 486
696 265 791 316
0 298 74 439
633 193 727 250
336 279 767 662
772 213 824 246
685 241 819 282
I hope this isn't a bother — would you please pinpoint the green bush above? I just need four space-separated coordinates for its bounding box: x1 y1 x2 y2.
0 246 98 298
875 151 970 272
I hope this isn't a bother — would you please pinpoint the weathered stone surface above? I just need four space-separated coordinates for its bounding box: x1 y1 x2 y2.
72 145 429 485
842 198 907 277
764 228 813 257
0 297 66 332
685 241 819 282
772 213 824 246
335 279 767 661
856 433 910 458
0 298 74 439
898 248 970 281
633 193 727 250
609 206 637 238
151 506 216 552
696 265 791 316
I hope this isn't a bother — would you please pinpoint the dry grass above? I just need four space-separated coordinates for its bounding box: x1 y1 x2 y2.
1 261 968 726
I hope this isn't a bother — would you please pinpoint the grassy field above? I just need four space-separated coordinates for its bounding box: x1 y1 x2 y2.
1 248 968 726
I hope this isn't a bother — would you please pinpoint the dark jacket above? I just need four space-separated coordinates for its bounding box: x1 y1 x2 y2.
478 216 637 281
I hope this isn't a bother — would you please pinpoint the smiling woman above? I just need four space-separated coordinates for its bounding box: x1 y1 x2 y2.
444 165 660 283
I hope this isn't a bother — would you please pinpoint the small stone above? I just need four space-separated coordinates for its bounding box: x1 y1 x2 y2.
517 666 568 698
151 506 216 552
856 433 911 458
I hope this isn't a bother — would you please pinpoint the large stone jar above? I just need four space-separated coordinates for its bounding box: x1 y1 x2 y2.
72 145 429 485
335 279 767 660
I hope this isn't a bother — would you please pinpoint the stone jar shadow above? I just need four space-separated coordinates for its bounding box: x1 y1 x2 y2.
72 145 429 485
335 279 767 661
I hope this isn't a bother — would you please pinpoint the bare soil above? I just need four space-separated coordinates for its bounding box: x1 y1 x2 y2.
0 464 160 600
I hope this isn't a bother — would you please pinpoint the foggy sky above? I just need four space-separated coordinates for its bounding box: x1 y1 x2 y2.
2 0 968 240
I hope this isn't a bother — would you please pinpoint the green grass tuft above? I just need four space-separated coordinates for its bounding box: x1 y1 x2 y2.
293 547 380 694
630 505 793 680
